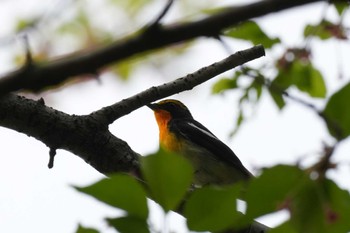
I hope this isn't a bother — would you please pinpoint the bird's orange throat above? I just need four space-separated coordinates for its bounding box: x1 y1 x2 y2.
154 110 171 130
153 110 182 151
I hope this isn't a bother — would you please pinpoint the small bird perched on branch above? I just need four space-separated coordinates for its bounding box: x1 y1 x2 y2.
148 99 252 186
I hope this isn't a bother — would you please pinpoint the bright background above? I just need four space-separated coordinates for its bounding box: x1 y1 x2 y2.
0 1 349 232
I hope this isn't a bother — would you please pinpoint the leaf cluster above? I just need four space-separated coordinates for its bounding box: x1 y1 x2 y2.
212 3 349 140
75 150 350 233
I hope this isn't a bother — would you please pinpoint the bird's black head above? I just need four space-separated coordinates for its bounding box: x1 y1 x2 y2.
147 99 193 119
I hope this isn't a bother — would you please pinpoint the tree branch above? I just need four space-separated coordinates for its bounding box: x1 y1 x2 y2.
0 94 140 175
0 0 325 95
91 45 265 125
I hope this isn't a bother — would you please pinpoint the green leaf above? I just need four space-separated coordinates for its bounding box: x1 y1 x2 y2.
321 179 350 233
225 21 280 48
273 61 326 98
75 224 100 233
141 148 193 212
294 62 326 98
304 20 347 40
236 109 244 128
230 109 244 137
268 88 285 110
107 216 150 233
184 184 242 232
75 174 148 219
304 22 333 40
16 18 39 32
249 77 264 102
245 165 307 221
323 82 350 140
289 179 350 233
307 67 327 97
212 77 238 94
290 179 325 233
272 70 293 91
110 59 136 80
334 2 348 15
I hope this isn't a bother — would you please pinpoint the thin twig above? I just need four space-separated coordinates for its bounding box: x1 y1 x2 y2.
23 35 33 67
306 142 339 179
148 0 174 28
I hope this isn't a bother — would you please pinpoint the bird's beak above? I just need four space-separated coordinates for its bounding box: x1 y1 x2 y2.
147 103 159 110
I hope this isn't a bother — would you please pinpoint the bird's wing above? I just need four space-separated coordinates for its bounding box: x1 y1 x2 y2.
171 119 252 178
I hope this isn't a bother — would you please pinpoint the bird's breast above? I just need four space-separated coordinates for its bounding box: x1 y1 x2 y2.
159 128 183 152
154 110 183 151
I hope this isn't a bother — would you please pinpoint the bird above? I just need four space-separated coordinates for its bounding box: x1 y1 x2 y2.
147 99 252 186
